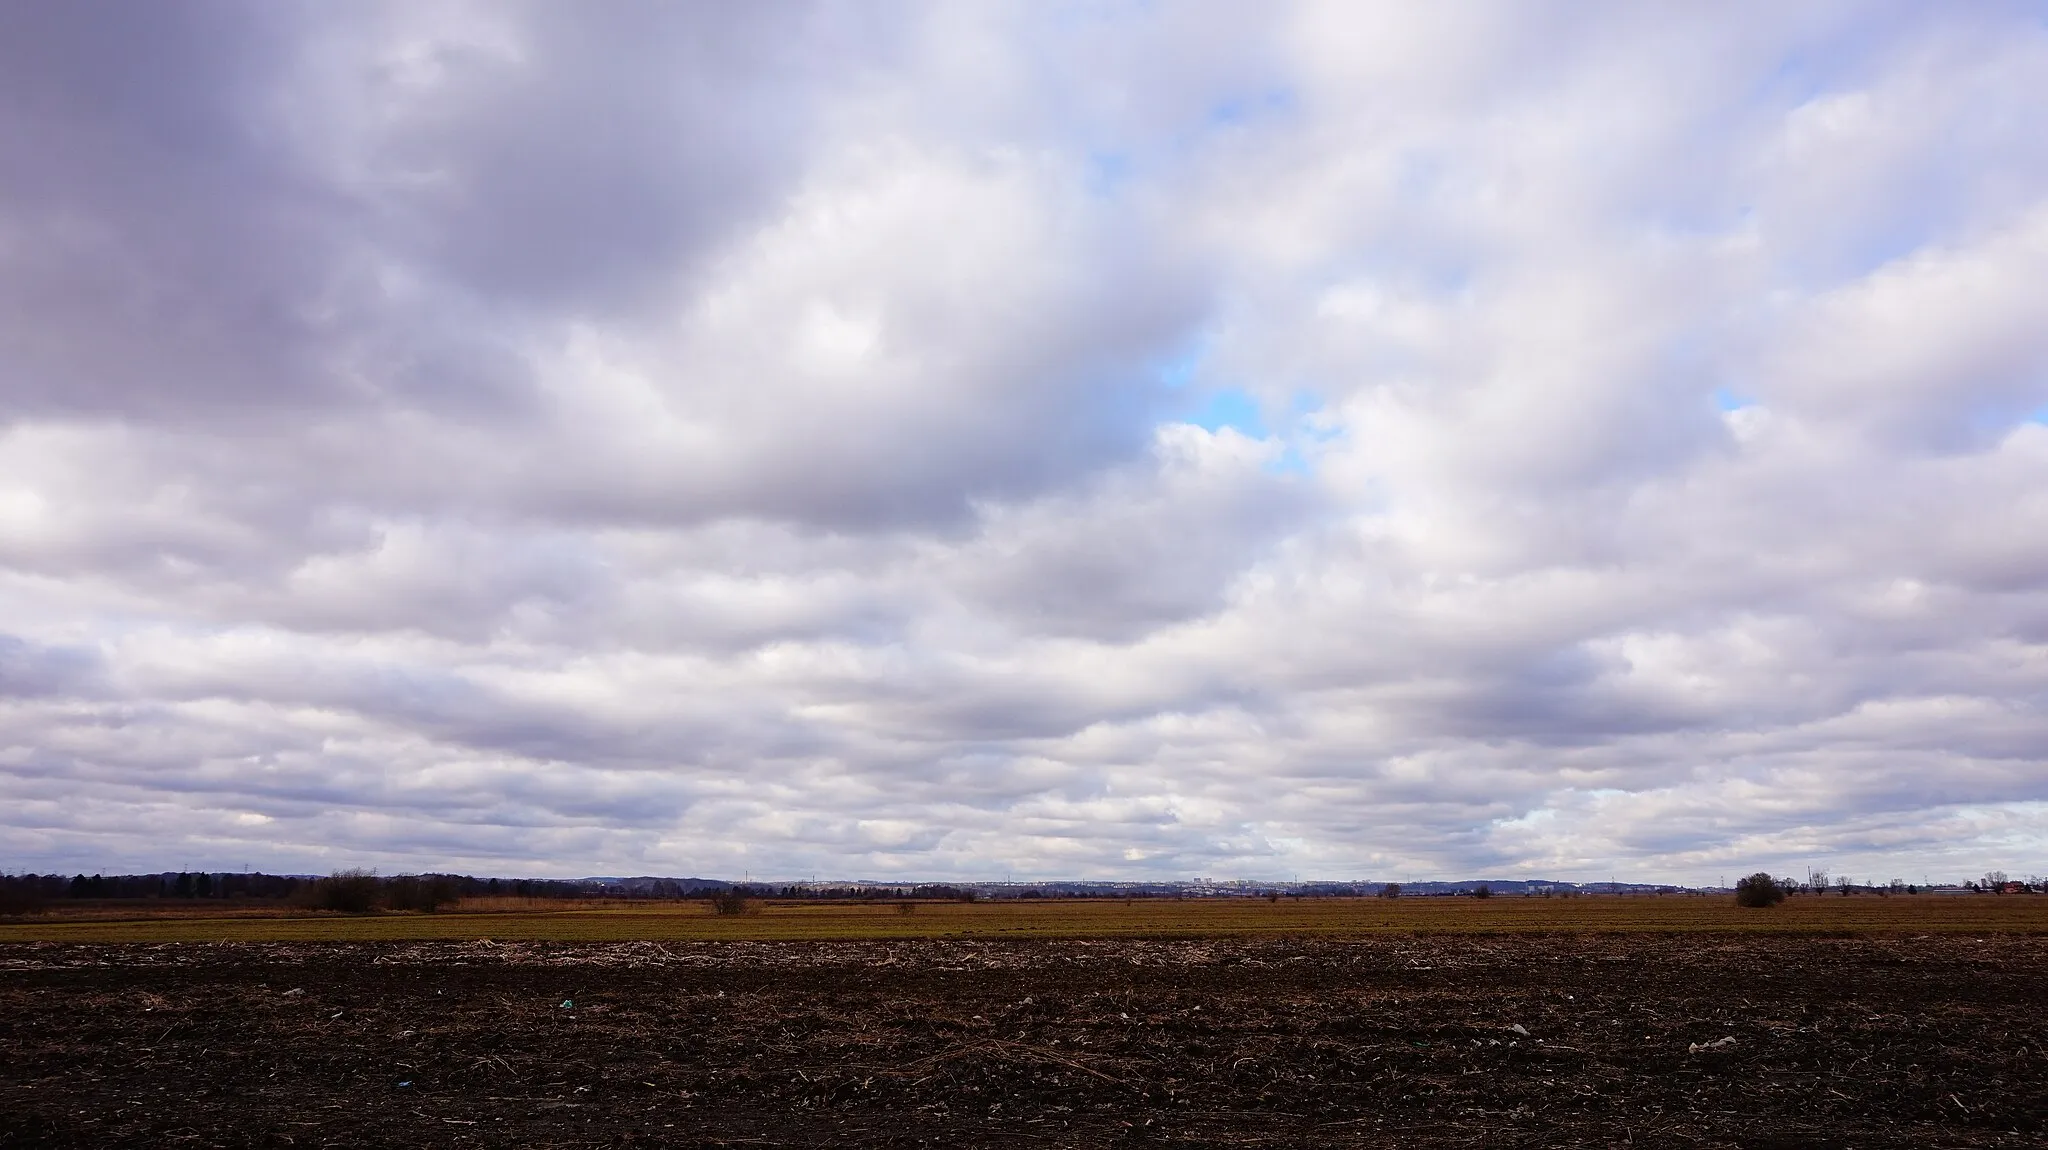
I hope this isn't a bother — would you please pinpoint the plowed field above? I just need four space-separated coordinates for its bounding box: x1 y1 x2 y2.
3 934 2042 1147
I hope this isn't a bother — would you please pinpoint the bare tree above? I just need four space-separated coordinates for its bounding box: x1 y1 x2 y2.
1735 873 1786 908
386 874 460 912
1806 867 1829 896
298 869 380 914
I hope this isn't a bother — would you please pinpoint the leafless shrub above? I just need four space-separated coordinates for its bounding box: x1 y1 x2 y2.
386 875 461 913
1735 872 1786 908
299 869 381 914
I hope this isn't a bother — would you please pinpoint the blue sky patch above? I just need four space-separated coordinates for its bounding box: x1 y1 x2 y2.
1153 335 1210 391
1184 387 1267 437
1265 444 1313 477
1175 386 1329 476
1086 149 1133 197
1206 86 1295 129
1713 387 1755 412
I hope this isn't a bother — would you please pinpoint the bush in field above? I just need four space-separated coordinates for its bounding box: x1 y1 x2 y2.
710 889 752 916
895 901 917 915
386 874 460 913
298 869 381 913
1470 884 1493 899
1378 883 1401 899
1734 872 1786 908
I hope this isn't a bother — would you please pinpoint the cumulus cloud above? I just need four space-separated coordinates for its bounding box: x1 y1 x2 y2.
2 1 2046 883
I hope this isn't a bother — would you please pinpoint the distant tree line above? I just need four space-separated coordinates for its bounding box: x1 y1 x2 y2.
0 871 1015 917
1729 869 2046 907
4 869 2039 918
0 870 627 915
0 871 708 911
0 871 311 902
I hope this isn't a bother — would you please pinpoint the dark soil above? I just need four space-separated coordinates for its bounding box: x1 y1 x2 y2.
3 935 2043 1147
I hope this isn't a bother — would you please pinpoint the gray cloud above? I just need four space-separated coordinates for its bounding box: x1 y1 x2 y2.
3 2 2047 884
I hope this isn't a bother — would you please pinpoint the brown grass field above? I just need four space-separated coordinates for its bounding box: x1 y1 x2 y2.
3 892 2043 943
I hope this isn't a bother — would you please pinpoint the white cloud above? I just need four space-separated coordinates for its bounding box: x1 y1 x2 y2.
2 3 2046 883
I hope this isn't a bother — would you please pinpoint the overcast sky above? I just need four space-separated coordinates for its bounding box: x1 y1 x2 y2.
3 2 2046 884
